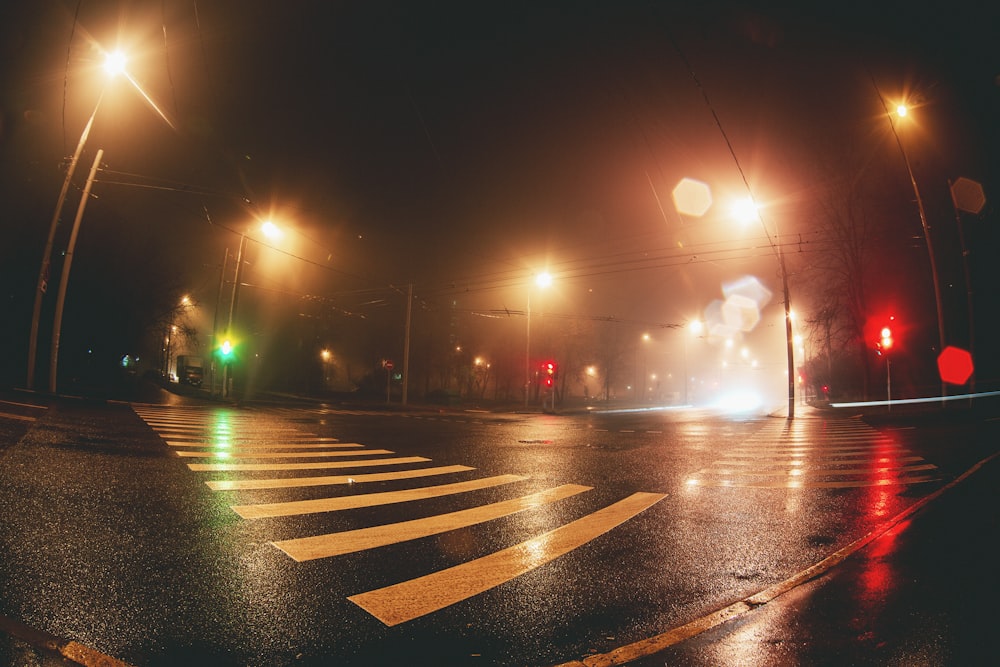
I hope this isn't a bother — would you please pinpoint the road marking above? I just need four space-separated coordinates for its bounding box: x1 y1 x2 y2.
684 416 941 489
714 455 927 466
348 491 666 626
175 448 391 458
187 456 430 471
699 463 938 478
272 484 592 561
727 445 909 454
0 411 37 422
205 464 476 490
167 440 353 449
232 474 528 518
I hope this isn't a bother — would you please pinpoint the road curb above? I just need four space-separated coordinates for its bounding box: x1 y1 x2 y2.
0 613 132 667
553 449 1000 667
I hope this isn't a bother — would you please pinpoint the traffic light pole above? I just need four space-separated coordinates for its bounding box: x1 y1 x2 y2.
886 357 892 412
779 248 795 421
223 233 247 398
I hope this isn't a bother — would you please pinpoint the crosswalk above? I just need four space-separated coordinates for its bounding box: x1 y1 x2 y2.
131 404 665 626
684 416 941 489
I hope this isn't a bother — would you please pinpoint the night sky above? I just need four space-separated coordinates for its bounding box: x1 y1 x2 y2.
2 1 998 392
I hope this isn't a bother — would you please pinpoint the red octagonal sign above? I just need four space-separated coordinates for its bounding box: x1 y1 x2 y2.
937 346 974 385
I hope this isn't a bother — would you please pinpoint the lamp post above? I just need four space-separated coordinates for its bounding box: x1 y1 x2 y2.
684 320 703 405
637 333 650 403
524 271 552 408
882 99 947 398
47 148 104 392
27 50 132 390
221 221 284 398
733 196 795 419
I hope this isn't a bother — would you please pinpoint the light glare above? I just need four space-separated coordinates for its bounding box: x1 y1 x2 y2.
103 50 127 76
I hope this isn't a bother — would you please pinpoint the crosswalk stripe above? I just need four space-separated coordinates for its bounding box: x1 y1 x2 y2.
693 475 941 489
714 455 927 466
187 456 430 471
347 491 666 626
0 411 37 422
272 484 592 561
166 441 353 449
205 465 476 491
727 445 907 454
142 420 301 430
232 474 528 518
175 448 390 459
695 463 938 478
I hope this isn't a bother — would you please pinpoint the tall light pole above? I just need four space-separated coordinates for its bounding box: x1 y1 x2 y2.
525 271 552 408
47 148 104 392
637 333 650 403
27 51 127 390
684 320 703 406
222 220 284 398
733 196 795 419
880 97 947 398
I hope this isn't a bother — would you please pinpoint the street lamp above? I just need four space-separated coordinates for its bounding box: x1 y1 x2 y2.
729 196 795 419
684 320 703 405
220 220 285 398
881 97 946 398
637 333 650 402
525 271 552 408
27 50 127 390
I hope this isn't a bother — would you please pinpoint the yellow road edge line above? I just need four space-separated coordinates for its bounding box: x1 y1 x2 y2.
232 474 528 518
273 484 593 562
348 491 665 626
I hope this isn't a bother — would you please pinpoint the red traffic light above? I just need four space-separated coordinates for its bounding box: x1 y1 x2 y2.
874 316 895 355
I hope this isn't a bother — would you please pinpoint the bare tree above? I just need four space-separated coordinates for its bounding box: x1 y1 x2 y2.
801 142 897 400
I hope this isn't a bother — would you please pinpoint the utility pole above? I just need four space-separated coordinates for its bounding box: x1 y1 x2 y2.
402 283 412 406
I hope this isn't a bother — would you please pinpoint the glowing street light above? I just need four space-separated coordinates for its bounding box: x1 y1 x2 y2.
27 50 129 390
525 271 553 408
728 196 795 419
683 319 704 405
876 89 947 399
220 220 286 398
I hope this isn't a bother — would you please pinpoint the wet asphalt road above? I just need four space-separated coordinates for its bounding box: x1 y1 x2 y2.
0 387 997 666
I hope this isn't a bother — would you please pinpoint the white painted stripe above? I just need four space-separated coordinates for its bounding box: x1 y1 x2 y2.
689 475 940 489
725 447 909 455
232 474 528 518
695 463 938 478
714 456 927 466
348 491 666 626
166 441 353 449
176 448 390 459
187 456 430 471
272 484 592 561
0 411 37 422
205 465 476 490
